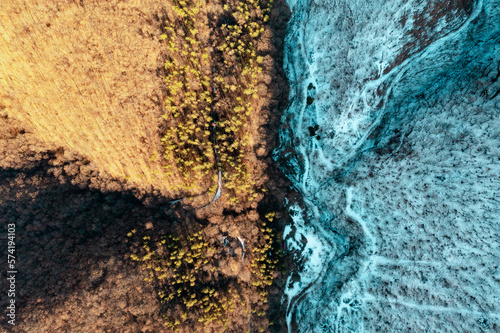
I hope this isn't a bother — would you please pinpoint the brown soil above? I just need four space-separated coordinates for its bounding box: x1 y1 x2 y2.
0 0 294 332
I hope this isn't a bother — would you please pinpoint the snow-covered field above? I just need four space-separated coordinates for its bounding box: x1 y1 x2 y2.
276 0 500 331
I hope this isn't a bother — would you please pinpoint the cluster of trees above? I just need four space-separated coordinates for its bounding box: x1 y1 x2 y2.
127 211 283 331
128 230 240 331
160 0 273 203
250 211 283 323
160 0 214 193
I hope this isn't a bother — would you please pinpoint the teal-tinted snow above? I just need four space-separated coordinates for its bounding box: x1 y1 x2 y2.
276 0 500 332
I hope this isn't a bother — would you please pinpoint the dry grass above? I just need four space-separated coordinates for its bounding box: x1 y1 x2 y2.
0 0 173 193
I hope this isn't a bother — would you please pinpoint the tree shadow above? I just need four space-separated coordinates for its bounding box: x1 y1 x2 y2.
0 155 191 331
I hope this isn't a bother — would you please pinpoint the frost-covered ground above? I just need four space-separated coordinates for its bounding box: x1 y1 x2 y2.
276 0 500 331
